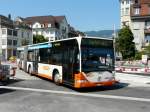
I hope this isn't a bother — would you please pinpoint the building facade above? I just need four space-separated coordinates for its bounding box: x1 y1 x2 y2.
120 0 150 51
23 15 69 41
15 17 33 46
131 0 150 50
120 0 132 27
0 15 18 60
0 15 33 61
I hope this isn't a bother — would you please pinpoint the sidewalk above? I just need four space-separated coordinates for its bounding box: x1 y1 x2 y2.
116 72 150 87
14 69 40 80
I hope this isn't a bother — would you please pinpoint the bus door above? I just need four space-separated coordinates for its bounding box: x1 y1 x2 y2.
33 49 39 73
62 48 75 85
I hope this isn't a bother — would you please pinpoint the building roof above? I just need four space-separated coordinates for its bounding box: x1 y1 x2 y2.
0 15 14 28
23 15 65 28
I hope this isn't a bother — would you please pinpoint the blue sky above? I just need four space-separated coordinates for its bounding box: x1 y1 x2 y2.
0 0 120 31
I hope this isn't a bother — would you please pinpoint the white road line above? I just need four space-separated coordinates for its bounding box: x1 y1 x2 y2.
1 86 150 102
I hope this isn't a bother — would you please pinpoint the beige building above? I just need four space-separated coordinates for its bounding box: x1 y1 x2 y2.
120 0 150 51
120 0 132 27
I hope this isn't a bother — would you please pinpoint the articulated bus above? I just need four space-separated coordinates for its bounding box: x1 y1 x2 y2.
17 36 116 88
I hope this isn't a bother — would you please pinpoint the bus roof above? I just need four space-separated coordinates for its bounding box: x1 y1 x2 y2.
28 42 52 50
17 36 113 50
84 36 113 40
50 36 113 43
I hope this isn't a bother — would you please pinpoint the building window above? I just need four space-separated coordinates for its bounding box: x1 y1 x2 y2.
7 29 13 35
135 0 138 4
133 22 140 30
122 1 124 5
2 49 6 59
125 8 129 15
50 37 54 41
48 24 51 27
36 24 38 28
126 0 130 4
145 21 150 29
145 35 150 43
27 32 30 38
149 5 150 14
2 29 6 35
41 24 44 28
134 8 140 15
13 30 18 36
2 39 6 45
50 31 54 34
13 50 17 56
36 31 38 35
7 39 12 45
121 8 124 16
46 31 49 34
22 32 24 38
13 40 17 46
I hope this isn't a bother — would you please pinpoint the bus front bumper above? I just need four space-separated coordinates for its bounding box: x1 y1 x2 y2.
74 79 118 88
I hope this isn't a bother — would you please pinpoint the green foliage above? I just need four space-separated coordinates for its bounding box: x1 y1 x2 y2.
33 35 48 44
143 44 150 57
116 26 136 60
134 51 144 60
21 39 29 46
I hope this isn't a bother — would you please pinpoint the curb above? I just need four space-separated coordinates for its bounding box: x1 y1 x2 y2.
116 72 150 85
115 66 150 75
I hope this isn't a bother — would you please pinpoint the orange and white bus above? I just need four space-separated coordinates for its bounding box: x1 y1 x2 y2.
17 36 116 88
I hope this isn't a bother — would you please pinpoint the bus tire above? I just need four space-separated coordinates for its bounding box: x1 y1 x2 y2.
18 61 22 70
28 66 32 75
53 71 61 85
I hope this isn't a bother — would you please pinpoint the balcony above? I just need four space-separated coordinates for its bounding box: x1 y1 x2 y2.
130 2 150 20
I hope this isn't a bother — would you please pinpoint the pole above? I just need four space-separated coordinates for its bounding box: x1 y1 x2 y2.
0 18 2 63
113 24 116 61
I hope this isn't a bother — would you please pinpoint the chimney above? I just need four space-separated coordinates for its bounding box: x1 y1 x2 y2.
8 14 11 20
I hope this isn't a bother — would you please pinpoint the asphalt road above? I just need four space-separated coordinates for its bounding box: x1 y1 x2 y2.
0 69 150 112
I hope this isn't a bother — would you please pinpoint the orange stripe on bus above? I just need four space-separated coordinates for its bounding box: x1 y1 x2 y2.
37 73 53 80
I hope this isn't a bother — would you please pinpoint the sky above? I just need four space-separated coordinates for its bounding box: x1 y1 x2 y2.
0 0 120 31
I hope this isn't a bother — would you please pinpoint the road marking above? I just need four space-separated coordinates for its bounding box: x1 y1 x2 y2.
1 86 150 102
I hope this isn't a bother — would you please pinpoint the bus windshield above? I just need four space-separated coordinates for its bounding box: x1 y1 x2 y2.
81 38 114 72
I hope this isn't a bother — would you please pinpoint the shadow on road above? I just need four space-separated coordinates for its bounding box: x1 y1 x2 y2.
75 82 129 93
0 88 16 95
29 75 130 92
0 79 24 86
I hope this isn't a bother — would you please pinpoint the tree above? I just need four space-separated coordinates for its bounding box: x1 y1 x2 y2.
116 26 135 60
21 39 29 46
33 35 48 44
143 44 150 57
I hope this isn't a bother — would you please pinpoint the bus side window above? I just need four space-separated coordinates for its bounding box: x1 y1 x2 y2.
38 56 40 62
27 51 33 61
39 48 49 64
